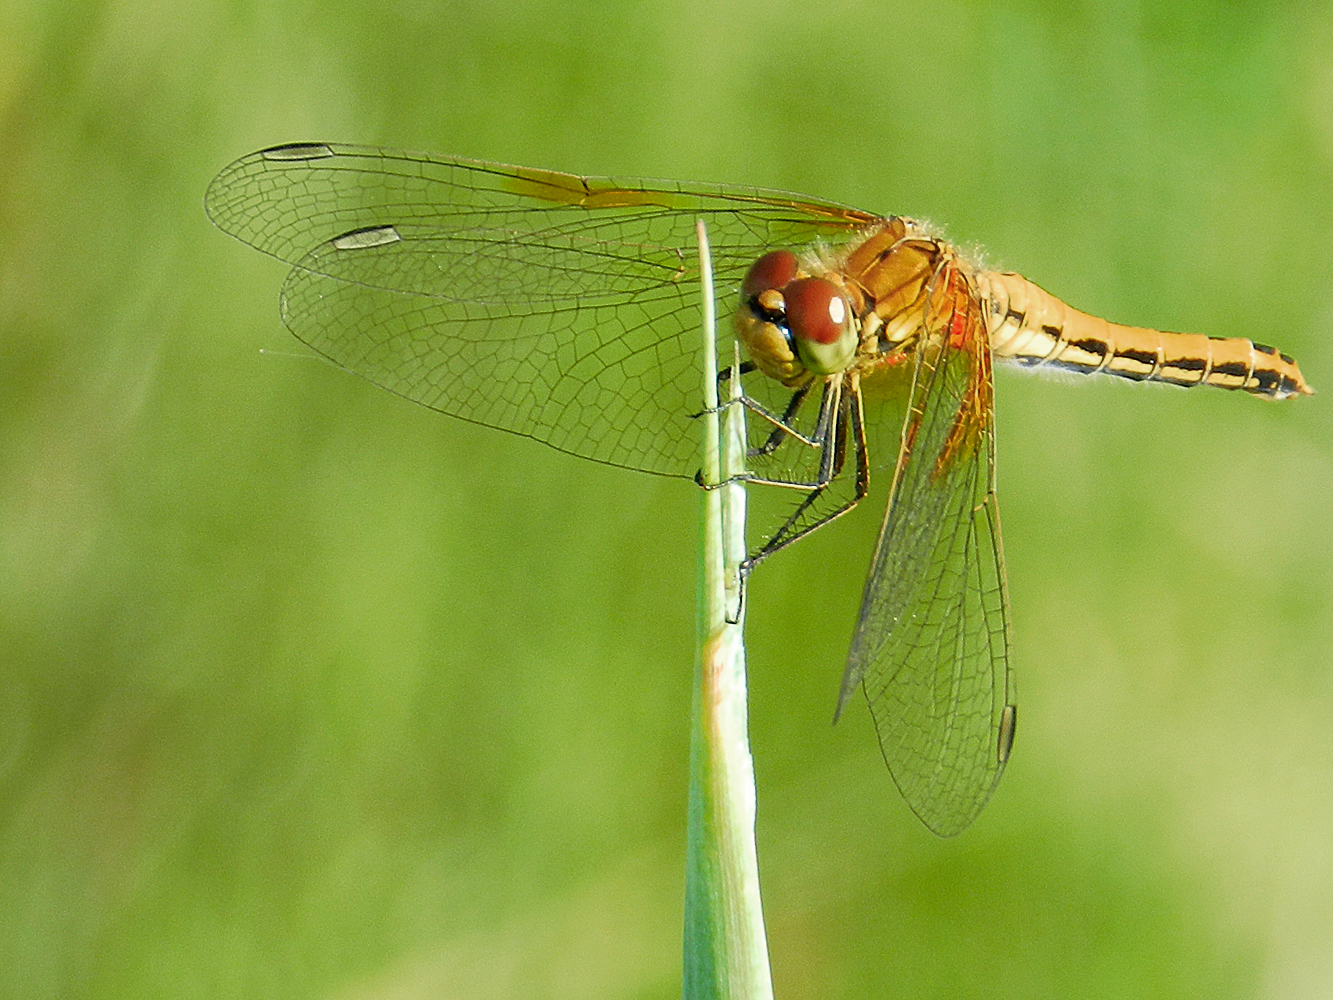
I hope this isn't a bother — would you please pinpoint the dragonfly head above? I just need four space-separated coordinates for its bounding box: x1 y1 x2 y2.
735 250 859 384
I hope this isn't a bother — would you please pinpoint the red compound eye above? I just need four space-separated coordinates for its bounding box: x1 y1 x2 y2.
741 250 799 301
783 277 856 375
784 278 849 345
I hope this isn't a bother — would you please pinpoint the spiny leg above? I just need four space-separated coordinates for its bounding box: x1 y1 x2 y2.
697 377 839 490
716 359 757 388
751 383 813 459
755 381 850 553
693 366 824 453
742 376 871 576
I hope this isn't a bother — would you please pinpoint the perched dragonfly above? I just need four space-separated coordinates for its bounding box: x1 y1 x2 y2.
206 143 1312 836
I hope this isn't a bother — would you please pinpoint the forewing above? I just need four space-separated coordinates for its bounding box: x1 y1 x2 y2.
205 143 877 476
840 269 1014 837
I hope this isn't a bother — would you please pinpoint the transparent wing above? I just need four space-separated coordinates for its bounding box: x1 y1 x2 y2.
840 265 1015 837
205 142 878 476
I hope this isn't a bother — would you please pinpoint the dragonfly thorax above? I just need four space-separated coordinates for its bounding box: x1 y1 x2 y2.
735 250 862 385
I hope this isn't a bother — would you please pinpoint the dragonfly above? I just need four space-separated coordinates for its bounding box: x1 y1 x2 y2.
206 143 1313 836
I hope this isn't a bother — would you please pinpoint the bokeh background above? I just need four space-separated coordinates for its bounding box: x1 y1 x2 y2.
3 1 1332 997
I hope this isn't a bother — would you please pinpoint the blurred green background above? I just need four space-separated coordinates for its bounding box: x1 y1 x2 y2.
3 0 1332 997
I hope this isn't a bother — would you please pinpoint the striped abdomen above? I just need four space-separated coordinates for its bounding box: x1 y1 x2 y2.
980 270 1313 400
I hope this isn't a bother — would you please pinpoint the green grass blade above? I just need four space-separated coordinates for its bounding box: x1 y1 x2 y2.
682 220 772 1000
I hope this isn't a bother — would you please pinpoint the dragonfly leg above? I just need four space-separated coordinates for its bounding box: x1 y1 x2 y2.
692 388 823 451
688 360 757 419
741 378 870 575
749 383 813 458
717 359 757 384
694 378 837 489
698 378 842 496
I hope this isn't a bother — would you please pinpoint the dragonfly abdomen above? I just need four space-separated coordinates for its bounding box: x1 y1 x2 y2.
981 271 1312 399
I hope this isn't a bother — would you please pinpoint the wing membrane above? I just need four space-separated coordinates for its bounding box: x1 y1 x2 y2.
840 269 1014 837
205 143 876 475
